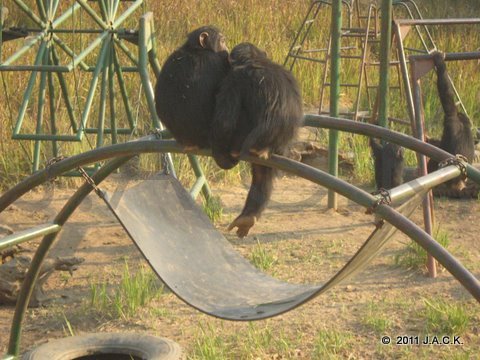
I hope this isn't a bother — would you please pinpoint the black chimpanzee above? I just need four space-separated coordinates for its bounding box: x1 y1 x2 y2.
427 51 475 190
212 43 303 237
370 138 404 190
155 26 230 149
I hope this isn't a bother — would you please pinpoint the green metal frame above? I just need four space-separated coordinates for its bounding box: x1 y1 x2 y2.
1 3 210 198
1 115 480 357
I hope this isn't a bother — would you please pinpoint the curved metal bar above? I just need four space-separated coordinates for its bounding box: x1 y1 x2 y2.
7 155 134 355
3 115 480 214
303 114 480 185
3 137 480 355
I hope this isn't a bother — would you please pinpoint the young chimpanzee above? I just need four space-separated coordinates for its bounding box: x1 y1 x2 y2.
155 26 230 149
427 51 475 190
370 138 405 190
212 43 303 237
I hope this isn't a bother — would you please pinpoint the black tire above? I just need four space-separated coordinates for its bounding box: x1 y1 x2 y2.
23 332 182 360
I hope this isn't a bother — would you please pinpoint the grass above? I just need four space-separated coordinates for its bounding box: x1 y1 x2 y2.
250 239 278 271
395 226 451 270
422 298 470 335
190 322 299 359
89 261 164 320
362 301 393 334
0 1 479 187
312 328 353 359
202 195 223 224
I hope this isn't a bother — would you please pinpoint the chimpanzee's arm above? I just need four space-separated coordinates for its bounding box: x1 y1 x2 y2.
433 52 458 118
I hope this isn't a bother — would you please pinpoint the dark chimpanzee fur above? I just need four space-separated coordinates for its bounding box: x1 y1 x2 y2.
427 51 475 190
212 43 303 237
370 138 404 190
155 26 230 149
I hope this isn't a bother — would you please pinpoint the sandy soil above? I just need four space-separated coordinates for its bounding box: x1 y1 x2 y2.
0 166 479 359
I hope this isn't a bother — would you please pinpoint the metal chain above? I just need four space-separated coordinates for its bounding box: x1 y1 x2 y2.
77 167 105 198
438 154 468 179
45 155 66 182
150 128 171 175
366 188 392 214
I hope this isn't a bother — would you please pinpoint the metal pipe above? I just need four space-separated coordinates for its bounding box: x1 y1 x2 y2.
12 133 80 141
411 58 437 277
5 139 480 357
394 22 416 127
52 35 90 71
51 46 78 132
12 42 46 137
95 41 109 149
13 0 45 27
4 116 480 213
78 39 110 136
389 165 461 205
0 65 70 72
396 18 480 26
66 31 109 71
7 155 134 356
76 0 108 29
112 47 135 129
377 0 392 128
328 0 342 210
108 44 117 145
411 51 480 62
0 223 61 251
47 48 58 157
32 48 49 172
1 32 45 66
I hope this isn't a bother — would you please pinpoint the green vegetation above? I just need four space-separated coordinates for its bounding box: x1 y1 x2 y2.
190 322 299 359
202 195 224 224
362 301 393 334
312 328 353 359
395 226 451 270
0 0 479 188
250 239 278 271
89 262 164 320
422 298 470 335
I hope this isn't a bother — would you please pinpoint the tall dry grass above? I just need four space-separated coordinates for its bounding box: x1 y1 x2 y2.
0 0 479 189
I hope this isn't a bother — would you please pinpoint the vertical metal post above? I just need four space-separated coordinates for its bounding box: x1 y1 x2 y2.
108 44 117 145
327 0 342 210
411 58 437 278
377 0 392 129
33 43 49 172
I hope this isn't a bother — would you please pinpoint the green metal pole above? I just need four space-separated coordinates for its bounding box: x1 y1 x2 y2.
112 47 135 129
96 41 109 149
378 0 392 128
78 39 110 138
51 46 78 132
47 47 58 157
328 0 342 210
32 49 49 172
13 0 45 27
108 44 117 145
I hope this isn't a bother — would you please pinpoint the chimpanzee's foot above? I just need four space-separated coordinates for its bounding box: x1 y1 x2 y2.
227 215 256 238
250 148 270 160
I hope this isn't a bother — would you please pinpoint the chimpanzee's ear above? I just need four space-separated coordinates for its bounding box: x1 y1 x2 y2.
396 147 404 159
199 32 209 48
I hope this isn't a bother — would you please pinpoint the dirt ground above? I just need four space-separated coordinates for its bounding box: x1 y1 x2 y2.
0 162 479 359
